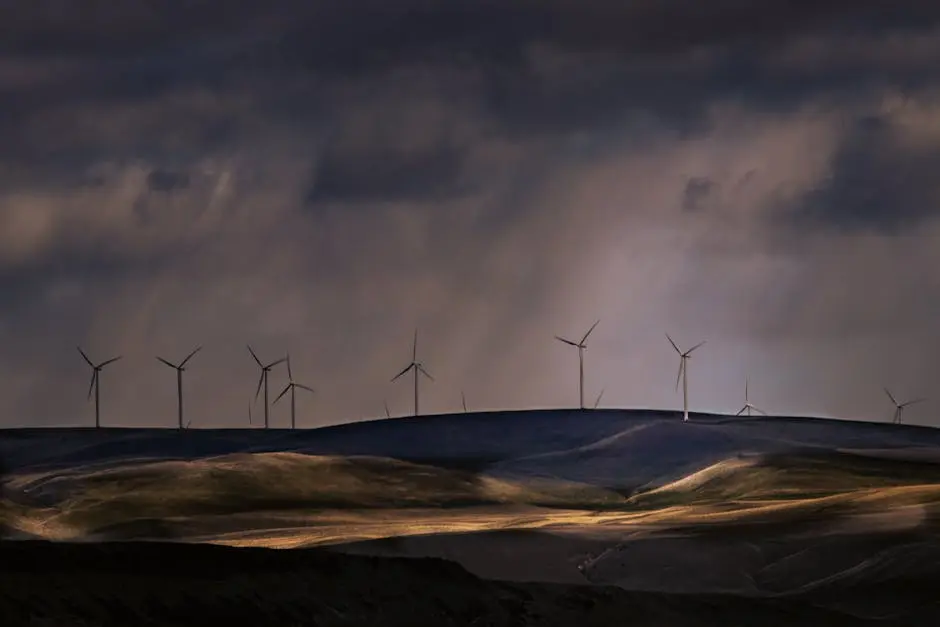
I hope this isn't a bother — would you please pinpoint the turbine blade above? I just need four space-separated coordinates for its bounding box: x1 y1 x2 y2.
99 356 122 368
286 353 293 381
180 346 202 367
273 385 291 405
884 387 898 406
580 319 600 344
295 383 315 393
87 371 97 400
902 398 927 407
254 372 264 400
77 346 93 367
391 363 414 382
687 340 706 354
594 388 605 409
418 364 434 381
555 336 578 347
745 377 749 402
413 328 418 362
266 357 287 369
156 356 177 369
247 345 263 367
675 360 683 392
753 407 768 416
665 333 681 354
735 406 745 416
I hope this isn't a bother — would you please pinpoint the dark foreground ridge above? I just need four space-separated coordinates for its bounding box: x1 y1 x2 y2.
0 540 935 627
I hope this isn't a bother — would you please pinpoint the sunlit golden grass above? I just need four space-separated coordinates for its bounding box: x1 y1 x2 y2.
6 450 940 546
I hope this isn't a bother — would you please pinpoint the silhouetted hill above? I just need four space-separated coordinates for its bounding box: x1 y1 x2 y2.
1 540 932 626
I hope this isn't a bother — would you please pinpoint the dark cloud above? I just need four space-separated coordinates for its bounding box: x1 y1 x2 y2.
147 168 190 192
682 177 716 212
308 143 467 204
3 1 940 144
787 113 940 234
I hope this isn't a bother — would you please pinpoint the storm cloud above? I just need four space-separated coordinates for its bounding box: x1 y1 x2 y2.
1 1 939 428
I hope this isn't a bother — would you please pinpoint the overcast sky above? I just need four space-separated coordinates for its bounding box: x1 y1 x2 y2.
1 1 939 429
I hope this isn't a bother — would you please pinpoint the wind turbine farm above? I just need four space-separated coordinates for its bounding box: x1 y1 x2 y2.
50 334 934 431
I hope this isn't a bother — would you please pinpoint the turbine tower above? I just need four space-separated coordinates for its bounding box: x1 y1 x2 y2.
156 346 202 430
555 320 599 409
666 333 706 422
735 377 766 417
247 345 286 429
884 388 926 424
273 354 314 429
391 328 434 416
77 347 122 429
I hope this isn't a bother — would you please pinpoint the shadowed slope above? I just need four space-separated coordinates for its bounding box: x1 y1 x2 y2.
4 410 940 478
0 540 928 627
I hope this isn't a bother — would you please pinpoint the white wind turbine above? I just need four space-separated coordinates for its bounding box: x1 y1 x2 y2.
555 320 600 410
735 377 766 417
666 333 706 422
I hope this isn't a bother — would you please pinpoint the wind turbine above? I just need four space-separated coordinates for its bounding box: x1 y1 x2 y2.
156 346 201 430
77 347 122 429
884 388 926 424
593 387 605 410
666 333 706 422
273 354 314 429
391 328 434 416
735 377 766 417
247 345 286 429
555 320 599 409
